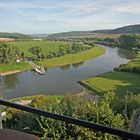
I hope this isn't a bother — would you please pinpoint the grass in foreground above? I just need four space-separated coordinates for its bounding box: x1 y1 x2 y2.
81 71 140 96
38 46 105 67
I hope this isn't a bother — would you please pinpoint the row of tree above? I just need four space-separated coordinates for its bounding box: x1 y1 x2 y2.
28 43 93 60
114 64 140 73
0 42 93 63
82 34 140 49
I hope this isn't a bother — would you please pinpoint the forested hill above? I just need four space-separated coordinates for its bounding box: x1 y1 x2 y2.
1 24 140 39
47 31 93 39
48 24 140 39
0 32 32 39
93 24 140 34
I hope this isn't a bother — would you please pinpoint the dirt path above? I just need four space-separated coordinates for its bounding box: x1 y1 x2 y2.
14 100 32 106
76 88 100 101
26 60 37 67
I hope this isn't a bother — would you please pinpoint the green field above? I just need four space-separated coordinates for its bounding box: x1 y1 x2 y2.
8 41 67 56
0 62 31 73
81 71 140 96
0 41 105 73
38 46 105 67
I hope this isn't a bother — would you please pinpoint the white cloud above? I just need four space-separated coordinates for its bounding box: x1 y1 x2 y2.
112 1 140 15
0 0 139 33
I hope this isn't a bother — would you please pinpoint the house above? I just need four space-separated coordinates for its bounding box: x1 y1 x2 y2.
16 55 22 62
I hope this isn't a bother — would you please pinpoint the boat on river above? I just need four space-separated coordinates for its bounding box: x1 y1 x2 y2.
33 66 45 75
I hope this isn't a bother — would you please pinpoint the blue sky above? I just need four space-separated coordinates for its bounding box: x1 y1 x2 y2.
0 0 140 34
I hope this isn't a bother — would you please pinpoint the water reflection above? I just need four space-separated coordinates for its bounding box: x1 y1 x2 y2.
60 64 71 71
3 74 19 89
72 62 84 69
59 62 84 71
118 48 137 59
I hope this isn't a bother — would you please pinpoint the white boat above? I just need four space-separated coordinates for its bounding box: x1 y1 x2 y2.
33 66 45 75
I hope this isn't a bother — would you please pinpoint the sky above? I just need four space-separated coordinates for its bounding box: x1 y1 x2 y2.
0 0 140 34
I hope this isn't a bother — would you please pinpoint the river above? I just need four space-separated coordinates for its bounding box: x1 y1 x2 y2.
1 45 132 99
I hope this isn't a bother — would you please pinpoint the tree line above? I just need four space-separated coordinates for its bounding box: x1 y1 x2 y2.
28 43 93 60
0 42 93 64
83 34 140 49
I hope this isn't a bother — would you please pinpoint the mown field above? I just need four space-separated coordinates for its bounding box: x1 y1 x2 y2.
0 62 31 73
8 41 67 56
38 46 105 67
81 71 140 96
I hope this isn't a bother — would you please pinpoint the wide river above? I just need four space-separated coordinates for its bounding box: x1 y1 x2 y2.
1 45 131 99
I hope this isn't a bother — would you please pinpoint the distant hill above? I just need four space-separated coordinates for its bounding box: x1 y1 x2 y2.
47 31 94 39
1 24 139 40
93 24 140 34
92 29 112 34
0 32 32 39
29 34 50 38
48 24 140 39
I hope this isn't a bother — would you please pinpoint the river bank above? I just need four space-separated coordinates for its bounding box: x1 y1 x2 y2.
0 70 21 76
80 48 140 97
38 46 106 68
2 45 130 99
0 46 105 76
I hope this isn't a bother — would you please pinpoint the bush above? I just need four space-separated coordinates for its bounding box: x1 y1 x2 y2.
3 95 125 140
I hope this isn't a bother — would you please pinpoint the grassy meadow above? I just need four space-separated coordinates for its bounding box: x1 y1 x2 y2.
0 62 31 73
8 41 67 56
38 46 105 67
81 71 140 97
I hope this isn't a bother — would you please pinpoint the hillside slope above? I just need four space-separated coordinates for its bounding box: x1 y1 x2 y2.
0 32 32 39
93 24 140 34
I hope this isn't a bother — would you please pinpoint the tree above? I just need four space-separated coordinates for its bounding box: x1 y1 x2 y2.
3 95 125 140
0 43 18 64
21 52 25 59
119 34 140 49
28 46 45 60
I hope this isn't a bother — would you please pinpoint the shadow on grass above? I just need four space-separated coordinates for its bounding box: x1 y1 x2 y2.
98 72 140 97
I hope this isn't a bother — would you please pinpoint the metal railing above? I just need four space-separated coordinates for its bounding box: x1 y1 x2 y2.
0 99 140 140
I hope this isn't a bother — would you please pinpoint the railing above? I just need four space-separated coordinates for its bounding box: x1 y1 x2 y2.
0 99 140 140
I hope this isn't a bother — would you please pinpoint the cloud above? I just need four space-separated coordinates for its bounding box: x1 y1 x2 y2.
0 0 139 33
0 1 62 9
113 1 140 15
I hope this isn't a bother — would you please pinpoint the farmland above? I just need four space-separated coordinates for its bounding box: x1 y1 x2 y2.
8 41 67 56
